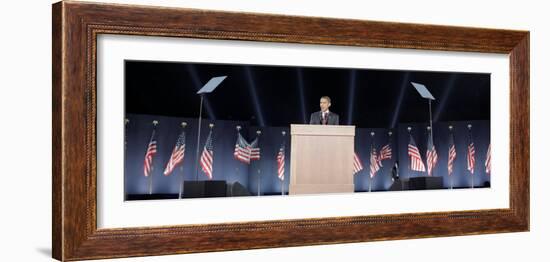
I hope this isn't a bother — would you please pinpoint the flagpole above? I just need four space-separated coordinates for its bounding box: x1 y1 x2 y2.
369 131 375 193
449 125 454 190
257 168 261 196
281 131 286 196
149 120 158 195
388 130 393 153
124 118 129 151
468 124 474 189
428 99 434 141
406 127 412 180
208 123 214 180
388 130 393 188
194 95 204 181
235 125 241 185
256 130 262 196
426 126 432 177
178 122 187 199
124 118 129 200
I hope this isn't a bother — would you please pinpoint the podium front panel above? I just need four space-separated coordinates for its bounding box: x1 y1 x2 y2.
289 124 355 195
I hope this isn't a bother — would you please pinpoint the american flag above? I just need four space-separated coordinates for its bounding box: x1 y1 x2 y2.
426 132 438 176
485 144 491 174
276 142 285 181
248 137 261 161
234 132 251 164
448 133 457 175
200 130 214 180
408 134 426 172
378 144 392 166
353 152 364 175
369 146 380 178
467 138 476 175
143 129 157 177
163 130 186 176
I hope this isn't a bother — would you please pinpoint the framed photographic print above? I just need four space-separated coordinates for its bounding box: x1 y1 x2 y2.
52 1 529 261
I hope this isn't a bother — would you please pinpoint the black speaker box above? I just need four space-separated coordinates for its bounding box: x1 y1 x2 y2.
389 179 409 191
408 176 443 190
183 180 227 198
227 181 251 197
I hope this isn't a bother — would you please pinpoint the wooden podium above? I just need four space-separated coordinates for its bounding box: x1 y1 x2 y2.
289 124 355 195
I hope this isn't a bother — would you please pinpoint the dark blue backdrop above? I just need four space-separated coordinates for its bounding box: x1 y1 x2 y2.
125 114 490 196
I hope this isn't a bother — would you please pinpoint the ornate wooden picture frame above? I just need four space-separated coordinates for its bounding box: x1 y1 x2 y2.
52 1 529 261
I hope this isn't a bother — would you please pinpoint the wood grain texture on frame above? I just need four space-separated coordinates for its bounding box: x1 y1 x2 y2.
52 1 529 261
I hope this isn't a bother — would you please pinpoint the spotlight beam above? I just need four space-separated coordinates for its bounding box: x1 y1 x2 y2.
390 72 410 128
186 64 217 120
244 66 266 127
297 68 307 124
347 70 357 125
433 74 457 122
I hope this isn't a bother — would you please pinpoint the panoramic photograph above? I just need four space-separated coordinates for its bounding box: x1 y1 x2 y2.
123 60 491 200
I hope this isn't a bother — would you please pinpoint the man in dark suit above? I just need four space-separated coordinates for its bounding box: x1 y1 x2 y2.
309 96 339 125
